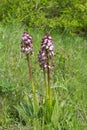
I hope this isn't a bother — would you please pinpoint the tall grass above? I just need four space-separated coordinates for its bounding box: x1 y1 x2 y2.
0 23 87 130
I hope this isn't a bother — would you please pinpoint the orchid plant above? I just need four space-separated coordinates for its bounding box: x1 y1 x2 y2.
21 32 34 92
38 33 54 99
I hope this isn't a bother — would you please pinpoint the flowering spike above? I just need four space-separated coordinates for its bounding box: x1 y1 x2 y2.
21 32 33 55
38 33 54 69
21 32 34 93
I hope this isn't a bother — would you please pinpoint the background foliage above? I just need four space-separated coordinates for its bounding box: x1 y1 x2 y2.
0 23 87 129
0 0 87 129
0 0 87 35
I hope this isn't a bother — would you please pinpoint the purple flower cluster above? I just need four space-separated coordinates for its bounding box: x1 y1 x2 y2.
21 32 33 55
38 34 54 69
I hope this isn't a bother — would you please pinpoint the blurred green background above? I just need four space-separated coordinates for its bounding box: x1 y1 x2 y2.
0 0 87 129
0 0 87 35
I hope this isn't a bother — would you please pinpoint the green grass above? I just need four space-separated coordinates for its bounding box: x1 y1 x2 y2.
0 23 87 130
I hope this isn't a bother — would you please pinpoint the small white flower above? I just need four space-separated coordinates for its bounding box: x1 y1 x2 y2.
25 48 29 52
46 45 49 49
49 45 54 51
29 35 32 40
42 52 45 56
44 39 48 44
44 64 47 68
47 41 52 47
48 36 52 40
27 39 31 43
22 36 27 41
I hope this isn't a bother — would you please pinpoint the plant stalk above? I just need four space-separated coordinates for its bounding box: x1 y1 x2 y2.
46 51 51 99
47 64 51 99
26 54 34 92
43 68 46 89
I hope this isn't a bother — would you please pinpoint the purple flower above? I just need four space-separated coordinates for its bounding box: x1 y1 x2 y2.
21 32 33 55
38 33 54 69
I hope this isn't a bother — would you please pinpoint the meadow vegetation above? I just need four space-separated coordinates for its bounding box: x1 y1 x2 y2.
0 23 87 130
0 0 87 130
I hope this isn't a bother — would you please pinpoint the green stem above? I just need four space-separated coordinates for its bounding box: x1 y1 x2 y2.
46 50 51 99
47 65 50 99
43 68 46 88
26 54 34 92
26 54 32 81
43 68 47 96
